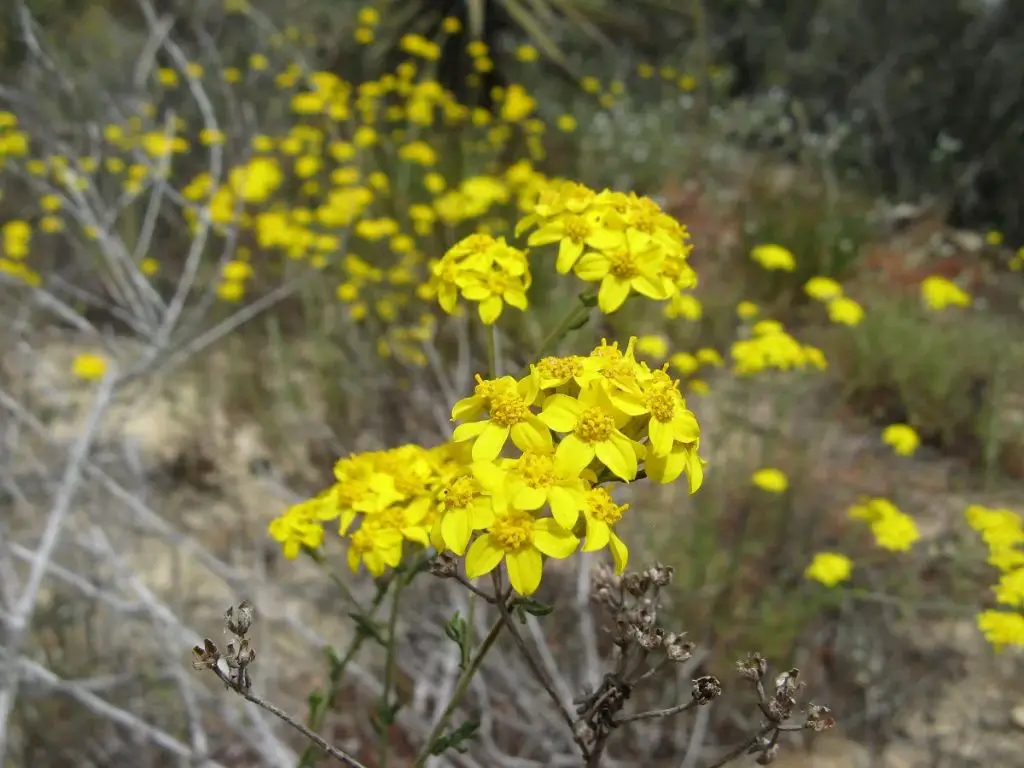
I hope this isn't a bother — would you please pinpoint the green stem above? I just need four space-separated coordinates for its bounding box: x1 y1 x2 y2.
485 323 499 379
377 578 406 768
298 577 393 768
533 288 595 362
412 615 505 766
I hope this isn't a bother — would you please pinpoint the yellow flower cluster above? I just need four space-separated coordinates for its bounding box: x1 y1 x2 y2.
881 423 920 457
848 497 920 552
965 504 1024 650
270 338 704 596
517 182 697 314
751 243 796 272
430 234 531 324
920 275 971 311
730 320 827 375
803 275 865 326
804 552 853 587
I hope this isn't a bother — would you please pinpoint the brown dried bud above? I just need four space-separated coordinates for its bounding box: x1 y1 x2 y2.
647 563 674 587
805 704 836 732
774 668 802 699
665 635 695 663
637 628 665 651
737 652 768 681
622 572 648 597
430 552 458 578
191 638 219 671
691 675 722 705
225 600 254 637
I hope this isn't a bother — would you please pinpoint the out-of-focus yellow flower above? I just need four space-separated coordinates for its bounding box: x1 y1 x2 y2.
751 243 796 271
72 353 108 381
827 296 864 326
882 423 919 456
805 552 853 587
752 468 788 493
804 276 843 301
920 275 971 311
736 300 759 319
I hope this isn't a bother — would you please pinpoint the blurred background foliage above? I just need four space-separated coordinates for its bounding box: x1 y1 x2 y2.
4 0 1022 240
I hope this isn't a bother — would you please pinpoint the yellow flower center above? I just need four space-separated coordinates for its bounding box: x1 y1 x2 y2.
350 528 374 554
576 406 615 443
645 386 677 423
489 391 530 427
536 355 583 381
516 452 556 488
608 247 640 279
563 215 590 243
586 489 627 524
490 510 534 551
441 476 480 511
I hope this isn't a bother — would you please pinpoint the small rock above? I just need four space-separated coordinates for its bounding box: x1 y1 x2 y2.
1011 703 1024 731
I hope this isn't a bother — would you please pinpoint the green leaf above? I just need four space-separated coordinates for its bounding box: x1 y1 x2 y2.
512 597 555 617
429 719 481 755
348 612 387 647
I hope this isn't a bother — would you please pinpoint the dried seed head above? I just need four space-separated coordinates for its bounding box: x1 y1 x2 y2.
191 638 219 671
637 628 665 651
647 563 674 587
737 652 768 681
622 572 648 597
430 552 459 578
666 635 695 663
225 600 254 637
691 675 722 705
573 719 595 746
805 703 836 732
774 668 801 698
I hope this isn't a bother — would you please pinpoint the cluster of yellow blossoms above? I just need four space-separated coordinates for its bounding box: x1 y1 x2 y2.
730 319 827 375
516 181 697 314
269 338 704 596
966 504 1024 649
430 233 531 324
847 497 920 553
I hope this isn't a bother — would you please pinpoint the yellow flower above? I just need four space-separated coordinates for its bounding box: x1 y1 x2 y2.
538 386 641 481
994 568 1024 608
848 497 919 552
976 610 1024 651
736 300 760 319
434 473 496 556
346 522 403 576
752 468 788 493
920 275 971 311
575 229 672 313
216 280 245 302
72 353 108 381
805 552 853 587
635 335 669 360
882 423 919 456
985 230 1003 246
527 209 618 275
465 510 578 595
751 243 796 271
451 375 552 461
515 44 539 62
581 487 630 572
556 114 577 133
500 84 536 123
827 296 864 326
804 276 843 301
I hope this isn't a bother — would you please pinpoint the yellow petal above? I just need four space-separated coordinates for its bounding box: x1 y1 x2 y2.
538 394 582 432
510 418 553 454
548 486 581 530
596 434 637 481
609 531 629 574
581 517 610 552
506 547 543 595
452 420 487 443
472 422 510 461
441 509 472 556
532 518 580 559
478 295 503 325
598 275 631 313
555 434 596 476
465 534 505 579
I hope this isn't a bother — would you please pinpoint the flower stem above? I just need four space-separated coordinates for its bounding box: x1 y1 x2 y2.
534 287 596 361
412 614 505 766
485 323 500 379
377 577 406 768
